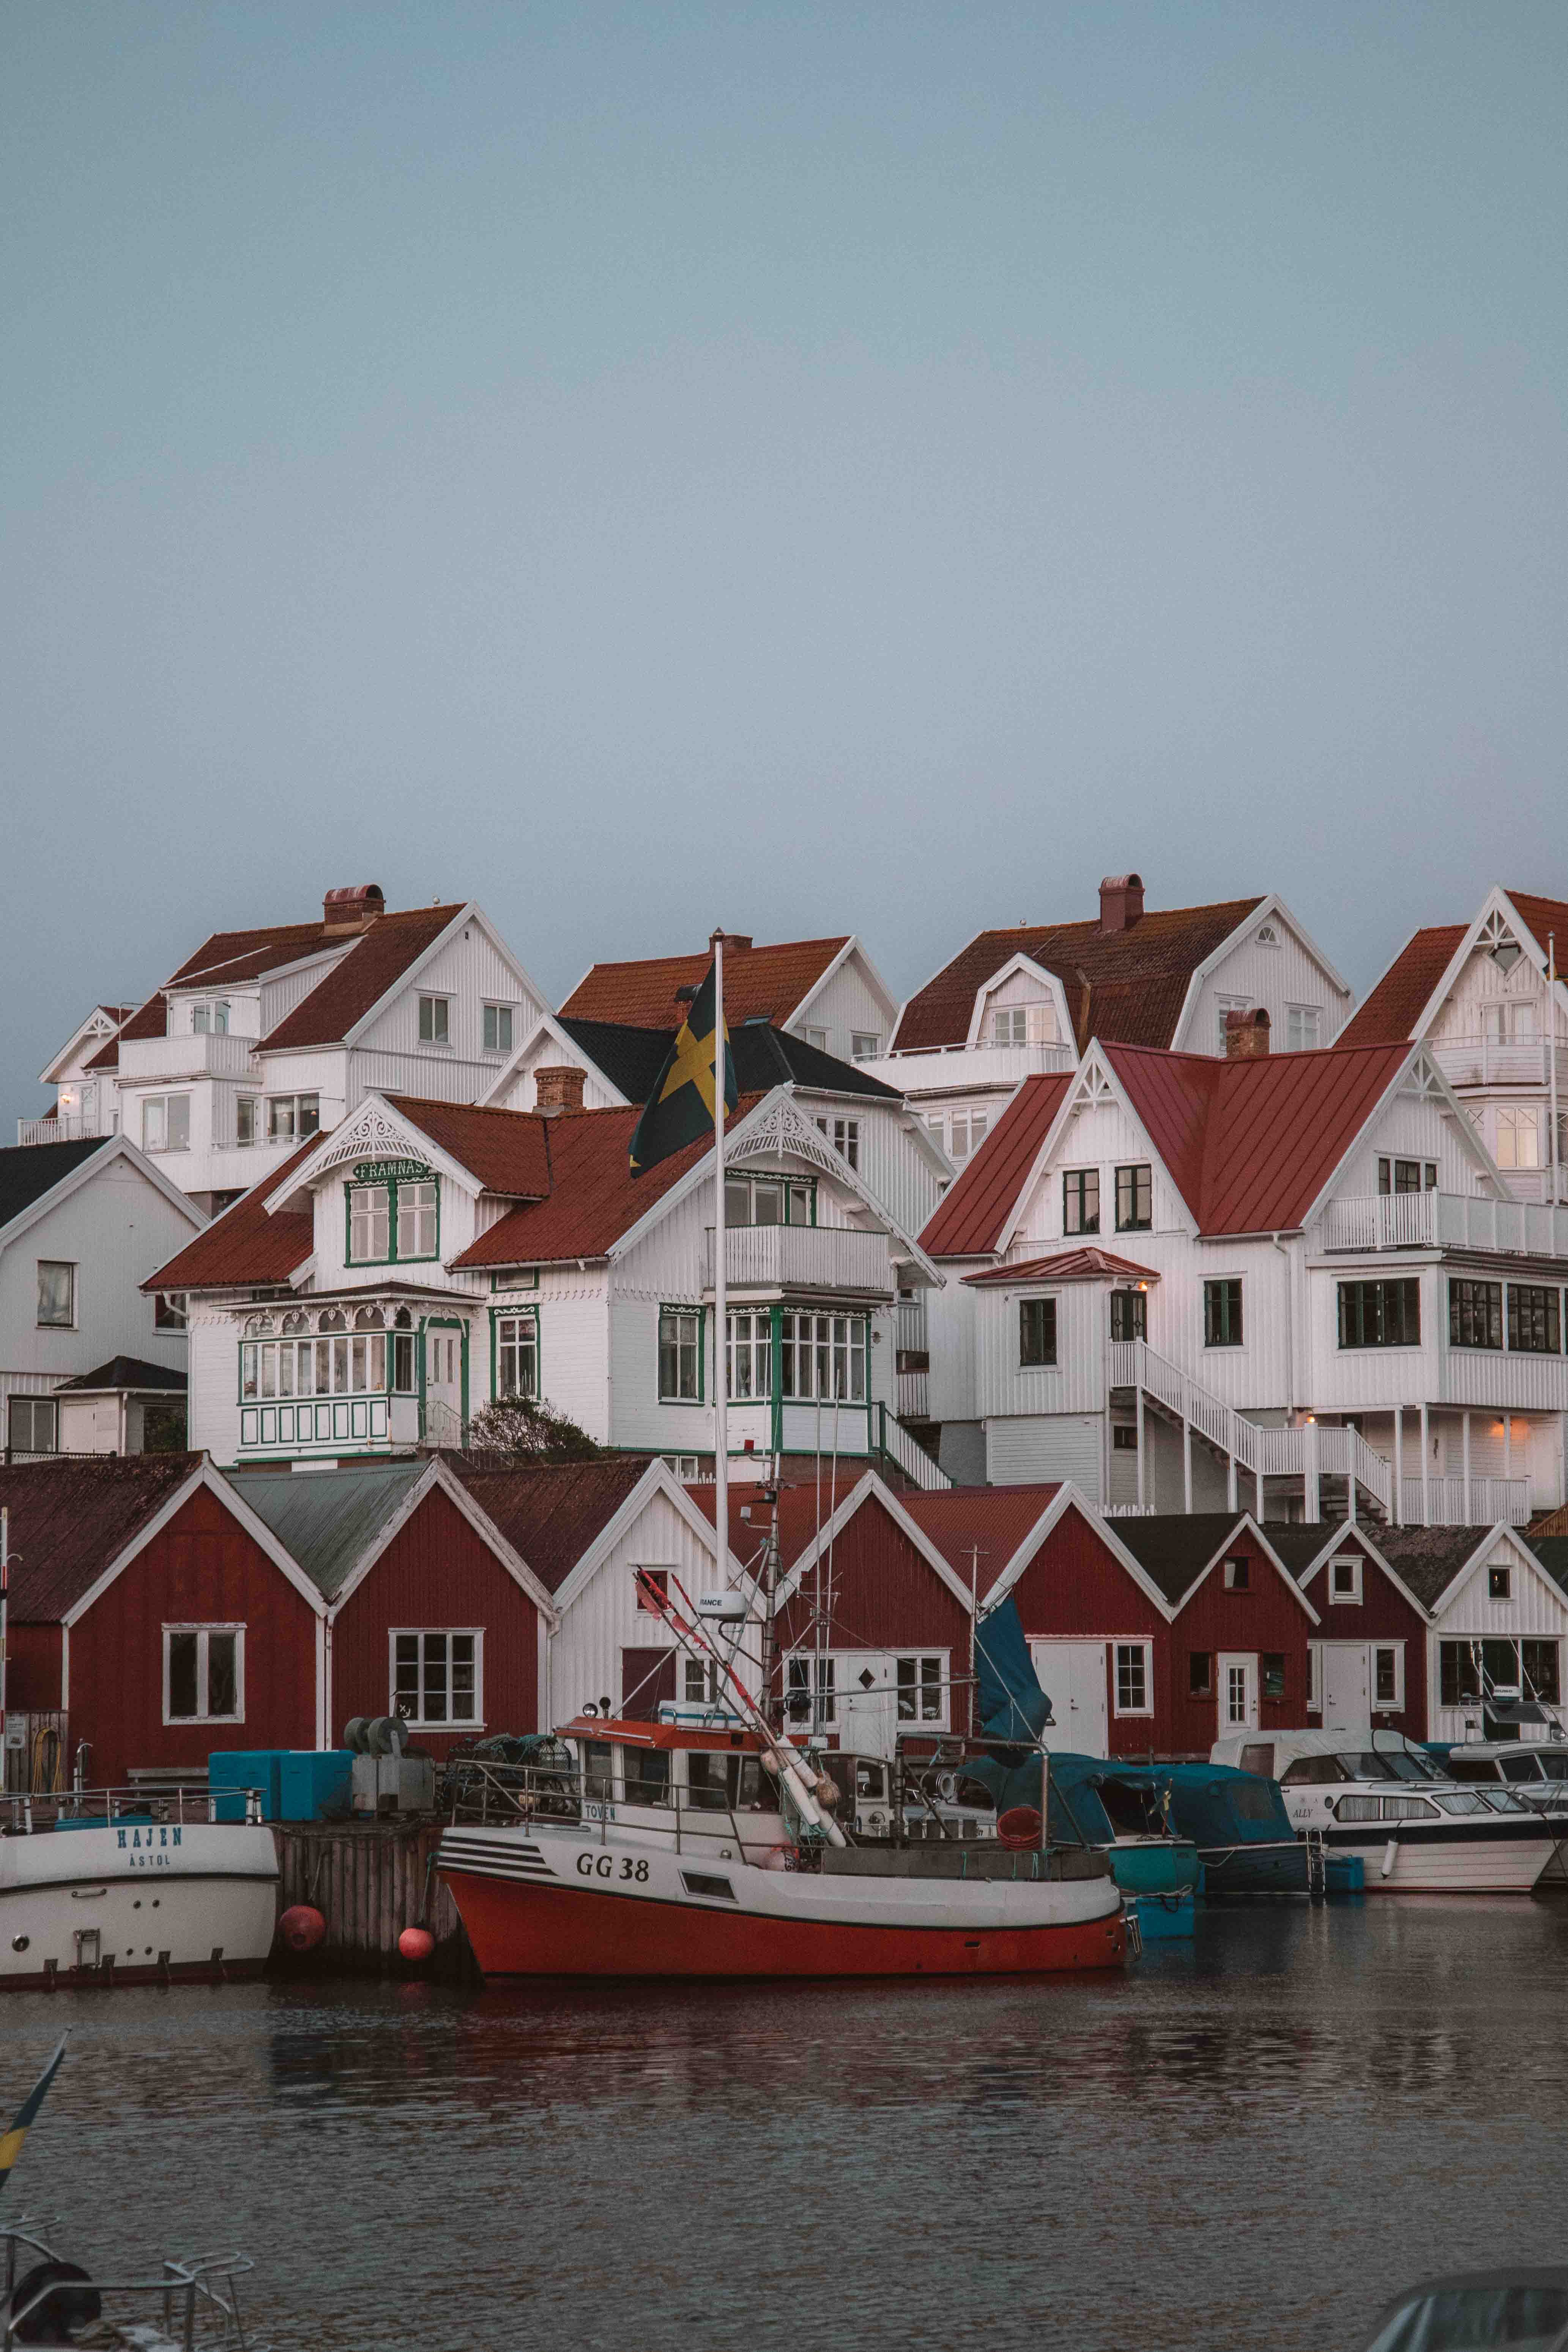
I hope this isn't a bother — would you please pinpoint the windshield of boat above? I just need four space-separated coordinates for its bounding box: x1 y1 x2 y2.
1432 1791 1494 1816
1500 1753 1547 1784
1335 1752 1396 1781
1474 1789 1531 1814
1536 1752 1568 1781
1363 2281 1568 2350
1382 1750 1444 1782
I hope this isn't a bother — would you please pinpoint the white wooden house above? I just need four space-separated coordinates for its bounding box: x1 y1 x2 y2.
0 1135 204 1456
862 874 1353 1170
147 1082 948 1489
30 885 550 1219
561 930 902 1071
19 1005 137 1149
1341 883 1568 1205
920 1031 1568 1521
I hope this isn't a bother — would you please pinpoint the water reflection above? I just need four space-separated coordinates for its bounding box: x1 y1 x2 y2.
4 1900 1567 2351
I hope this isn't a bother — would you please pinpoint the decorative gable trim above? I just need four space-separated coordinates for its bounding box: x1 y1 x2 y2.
1169 890 1352 1053
1407 887 1568 1043
273 1093 482 1208
1299 1044 1506 1230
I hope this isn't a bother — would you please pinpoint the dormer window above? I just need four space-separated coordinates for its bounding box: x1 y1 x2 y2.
419 995 451 1046
192 1000 230 1034
991 1003 1057 1048
347 1173 439 1264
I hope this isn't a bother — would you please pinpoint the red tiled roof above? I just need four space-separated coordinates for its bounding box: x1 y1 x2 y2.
1337 925 1467 1047
891 898 1265 1054
85 996 167 1072
919 1074 1072 1258
262 906 465 1050
1103 1039 1413 1235
386 1097 553 1198
0 1455 203 1622
563 938 851 1033
142 1140 318 1292
903 1485 1067 1586
449 1458 656 1594
964 1248 1160 1286
451 1094 769 1268
1507 891 1568 958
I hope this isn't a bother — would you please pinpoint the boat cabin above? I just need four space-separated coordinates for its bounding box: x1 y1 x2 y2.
553 1714 790 1865
1443 1740 1568 1807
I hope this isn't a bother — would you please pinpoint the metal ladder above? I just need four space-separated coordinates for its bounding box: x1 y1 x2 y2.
1304 1826 1327 1898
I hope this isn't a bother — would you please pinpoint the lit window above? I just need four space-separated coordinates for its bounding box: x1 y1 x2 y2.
392 1630 480 1726
36 1260 76 1328
1114 1643 1151 1715
1019 1297 1056 1367
419 995 451 1046
165 1626 243 1723
483 1004 514 1054
1496 1106 1541 1170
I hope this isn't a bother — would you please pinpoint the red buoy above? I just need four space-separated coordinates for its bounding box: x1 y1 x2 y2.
277 1904 326 1953
997 1806 1043 1850
398 1926 435 1964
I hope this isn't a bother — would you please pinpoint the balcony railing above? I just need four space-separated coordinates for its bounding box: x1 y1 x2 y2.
1399 1473 1532 1527
1321 1191 1568 1259
1430 1033 1568 1089
16 1111 118 1147
704 1223 896 1297
117 1032 262 1083
860 1038 1077 1096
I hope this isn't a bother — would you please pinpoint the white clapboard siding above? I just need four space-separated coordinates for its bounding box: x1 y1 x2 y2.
790 951 898 1064
545 1487 755 1726
0 1156 198 1385
985 1412 1103 1496
354 916 547 1067
1183 914 1352 1053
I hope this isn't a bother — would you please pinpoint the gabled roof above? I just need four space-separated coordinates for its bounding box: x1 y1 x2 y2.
52 1355 187 1395
448 1457 658 1594
1111 1511 1318 1619
1337 925 1469 1046
963 1247 1159 1287
557 1016 903 1107
0 1455 206 1620
902 1484 1072 1585
1266 1520 1434 1621
142 1137 318 1293
229 1462 429 1600
919 1073 1072 1258
384 1096 554 1197
562 937 854 1033
0 1137 112 1233
892 897 1266 1055
1527 1537 1568 1603
1369 1525 1503 1611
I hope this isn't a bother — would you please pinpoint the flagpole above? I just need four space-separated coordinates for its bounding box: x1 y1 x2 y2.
711 930 729 1625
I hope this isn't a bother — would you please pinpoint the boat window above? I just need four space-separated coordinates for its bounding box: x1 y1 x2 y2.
1382 1750 1442 1783
1446 1758 1496 1784
1335 1752 1395 1781
1433 1791 1491 1816
1475 1789 1529 1814
1380 1796 1438 1821
686 1752 740 1811
1238 1743 1274 1779
1538 1753 1568 1781
622 1747 671 1807
737 1756 782 1811
582 1742 614 1802
855 1761 889 1802
1365 2283 1568 2351
1500 1753 1544 1783
1280 1756 1341 1787
1098 1779 1163 1838
1335 1796 1385 1822
1230 1779 1281 1823
679 1871 736 1902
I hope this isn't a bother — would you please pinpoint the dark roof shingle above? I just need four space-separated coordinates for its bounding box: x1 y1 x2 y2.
449 1458 655 1592
0 1455 203 1622
53 1355 187 1394
0 1137 112 1232
559 1017 901 1106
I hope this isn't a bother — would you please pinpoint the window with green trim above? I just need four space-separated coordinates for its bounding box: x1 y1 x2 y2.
496 1310 538 1398
659 1309 703 1401
778 1312 866 1400
1063 1170 1099 1235
347 1176 440 1265
727 1311 772 1398
1204 1278 1243 1347
725 1174 813 1226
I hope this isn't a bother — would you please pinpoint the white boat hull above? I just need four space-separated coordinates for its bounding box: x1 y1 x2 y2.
1320 1823 1557 1894
0 1821 280 1987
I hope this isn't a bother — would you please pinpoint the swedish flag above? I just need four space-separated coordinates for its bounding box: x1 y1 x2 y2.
628 959 738 1174
0 2037 68 2200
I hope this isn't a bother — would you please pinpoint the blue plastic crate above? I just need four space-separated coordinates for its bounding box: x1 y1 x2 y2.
208 1750 286 1822
277 1750 354 1822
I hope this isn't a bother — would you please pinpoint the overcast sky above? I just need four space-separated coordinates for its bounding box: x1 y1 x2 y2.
4 2 1565 1118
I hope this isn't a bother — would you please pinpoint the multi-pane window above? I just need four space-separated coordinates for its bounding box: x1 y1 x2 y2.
1019 1297 1056 1367
392 1630 479 1726
482 1003 514 1054
396 1182 439 1259
949 1111 990 1162
778 1313 867 1401
240 1311 402 1401
1114 1643 1151 1715
1377 1157 1436 1195
1285 1006 1322 1051
165 1626 242 1723
347 1176 438 1264
1374 1647 1400 1706
1114 1164 1152 1231
191 999 229 1034
851 1033 880 1062
725 1174 813 1225
1495 1106 1541 1170
1439 1640 1481 1707
7 1397 57 1453
659 1309 702 1401
993 1007 1030 1047
1109 1289 1146 1343
268 1094 321 1144
1338 1278 1421 1348
1449 1279 1503 1351
1508 1285 1562 1354
36 1260 76 1328
496 1311 538 1399
349 1184 391 1263
1204 1278 1243 1347
896 1656 944 1723
1524 1640 1562 1704
727 1312 773 1399
418 995 451 1045
1063 1170 1100 1235
1215 996 1251 1052
785 1654 836 1724
815 1116 860 1170
142 1094 191 1153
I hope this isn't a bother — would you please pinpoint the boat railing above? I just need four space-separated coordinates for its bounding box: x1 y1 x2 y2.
1 2221 266 2349
444 1753 791 1856
0 1785 266 1836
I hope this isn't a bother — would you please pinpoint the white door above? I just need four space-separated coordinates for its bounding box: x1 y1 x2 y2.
1029 1642 1109 1758
425 1327 463 1436
1322 1644 1371 1729
1218 1652 1258 1734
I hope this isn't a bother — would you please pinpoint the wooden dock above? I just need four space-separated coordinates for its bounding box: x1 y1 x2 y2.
272 1818 476 1981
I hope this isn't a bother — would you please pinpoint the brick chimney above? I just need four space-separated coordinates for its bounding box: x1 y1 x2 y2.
535 1065 586 1114
1224 1007 1271 1059
1098 874 1144 934
714 933 753 954
323 883 386 935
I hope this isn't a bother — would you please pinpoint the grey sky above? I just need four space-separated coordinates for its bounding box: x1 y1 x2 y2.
5 2 1565 1118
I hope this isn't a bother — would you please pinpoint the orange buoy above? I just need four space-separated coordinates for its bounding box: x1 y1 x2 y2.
278 1904 326 1953
398 1925 435 1964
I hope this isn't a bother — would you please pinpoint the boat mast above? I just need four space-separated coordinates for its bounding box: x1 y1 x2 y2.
0 1509 8 1767
711 927 729 1610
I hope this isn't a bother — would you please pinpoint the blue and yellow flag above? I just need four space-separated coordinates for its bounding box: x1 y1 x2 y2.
628 958 738 1175
0 2037 68 2200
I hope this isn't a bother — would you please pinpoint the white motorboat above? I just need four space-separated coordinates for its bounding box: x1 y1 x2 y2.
1212 1728 1561 1893
1442 1740 1568 1883
1 1786 280 1989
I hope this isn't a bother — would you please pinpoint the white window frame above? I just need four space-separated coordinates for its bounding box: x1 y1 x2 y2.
804 1026 829 1051
482 1002 515 1055
1222 1555 1251 1592
389 1627 484 1730
418 994 452 1047
895 1653 948 1728
36 1259 77 1330
850 1031 881 1062
7 1395 58 1454
1372 1642 1406 1711
1496 1105 1542 1170
266 1092 321 1145
236 1094 259 1146
815 1115 860 1170
950 1110 990 1162
664 1453 702 1480
496 1310 538 1400
1112 1639 1154 1718
142 1093 191 1154
1215 995 1251 1053
162 1624 246 1726
1328 1555 1363 1605
1285 1004 1322 1051
191 999 230 1035
785 1651 837 1726
1306 1643 1323 1713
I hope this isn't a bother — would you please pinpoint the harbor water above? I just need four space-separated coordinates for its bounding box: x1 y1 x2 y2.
8 1896 1568 2351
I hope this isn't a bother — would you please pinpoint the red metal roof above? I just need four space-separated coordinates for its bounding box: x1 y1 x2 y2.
386 1096 553 1198
449 1458 656 1593
919 1073 1071 1258
1103 1039 1414 1234
142 1139 318 1292
902 1485 1066 1585
562 938 851 1033
891 898 1264 1054
964 1248 1160 1286
0 1455 203 1622
1337 925 1467 1046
